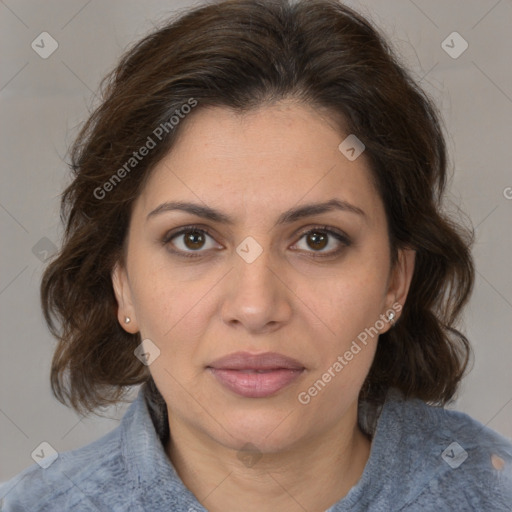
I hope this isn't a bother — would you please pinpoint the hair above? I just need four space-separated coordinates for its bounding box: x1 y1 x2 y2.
41 0 474 415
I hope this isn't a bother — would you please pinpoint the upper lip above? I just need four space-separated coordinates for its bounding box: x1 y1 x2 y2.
207 351 305 371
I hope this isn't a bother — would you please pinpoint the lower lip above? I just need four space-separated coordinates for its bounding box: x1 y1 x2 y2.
208 368 304 398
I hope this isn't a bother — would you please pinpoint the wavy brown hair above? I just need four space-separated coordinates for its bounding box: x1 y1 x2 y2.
41 0 474 415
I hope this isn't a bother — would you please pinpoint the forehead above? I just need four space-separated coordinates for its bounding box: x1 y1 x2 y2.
135 101 382 225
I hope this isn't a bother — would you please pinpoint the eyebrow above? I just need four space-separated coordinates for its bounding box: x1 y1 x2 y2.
146 198 366 226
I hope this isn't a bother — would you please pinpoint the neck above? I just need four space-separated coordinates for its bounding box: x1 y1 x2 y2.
165 402 372 512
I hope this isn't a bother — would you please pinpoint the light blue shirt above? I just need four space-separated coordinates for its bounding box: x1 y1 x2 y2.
1 383 511 511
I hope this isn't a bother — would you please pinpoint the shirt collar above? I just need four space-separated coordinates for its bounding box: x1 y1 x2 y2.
121 381 205 510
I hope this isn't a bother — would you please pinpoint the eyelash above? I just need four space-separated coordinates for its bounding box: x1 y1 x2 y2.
161 224 352 260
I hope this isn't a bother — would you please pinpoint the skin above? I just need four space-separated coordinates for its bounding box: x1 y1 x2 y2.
112 100 415 512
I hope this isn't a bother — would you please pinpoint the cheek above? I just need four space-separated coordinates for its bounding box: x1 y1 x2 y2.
296 270 386 409
129 258 217 355
304 258 390 344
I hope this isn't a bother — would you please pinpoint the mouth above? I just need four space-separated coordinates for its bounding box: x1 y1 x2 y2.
206 351 306 398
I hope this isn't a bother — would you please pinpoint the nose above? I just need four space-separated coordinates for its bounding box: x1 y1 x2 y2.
220 246 293 335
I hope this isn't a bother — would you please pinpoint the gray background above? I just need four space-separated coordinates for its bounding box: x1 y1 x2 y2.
1 0 511 481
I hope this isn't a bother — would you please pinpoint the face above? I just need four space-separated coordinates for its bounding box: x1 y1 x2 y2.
112 100 414 453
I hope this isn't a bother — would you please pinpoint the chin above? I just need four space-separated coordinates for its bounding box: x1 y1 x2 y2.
212 403 305 453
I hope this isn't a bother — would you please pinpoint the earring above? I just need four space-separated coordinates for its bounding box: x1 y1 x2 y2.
387 311 396 326
124 316 131 324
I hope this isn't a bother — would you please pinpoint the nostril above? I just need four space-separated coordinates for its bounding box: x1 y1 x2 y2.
491 453 505 471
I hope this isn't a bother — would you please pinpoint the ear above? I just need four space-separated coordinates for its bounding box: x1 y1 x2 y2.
381 248 416 332
112 261 139 334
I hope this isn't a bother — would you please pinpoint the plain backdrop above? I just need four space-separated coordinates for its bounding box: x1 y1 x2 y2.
1 0 511 481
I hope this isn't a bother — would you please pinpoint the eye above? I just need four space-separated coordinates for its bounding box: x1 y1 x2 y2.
291 226 351 258
163 226 219 258
162 224 351 260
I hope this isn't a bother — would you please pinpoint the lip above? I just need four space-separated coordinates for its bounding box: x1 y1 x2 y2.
207 351 305 398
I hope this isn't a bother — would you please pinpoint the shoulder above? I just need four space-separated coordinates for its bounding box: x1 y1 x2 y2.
383 391 512 510
0 400 141 512
0 385 200 512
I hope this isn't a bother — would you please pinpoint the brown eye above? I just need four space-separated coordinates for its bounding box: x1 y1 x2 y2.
292 227 351 258
163 227 219 258
182 230 206 250
306 231 328 251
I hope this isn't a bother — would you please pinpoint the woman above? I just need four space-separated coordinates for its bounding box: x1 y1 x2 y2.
1 0 510 510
